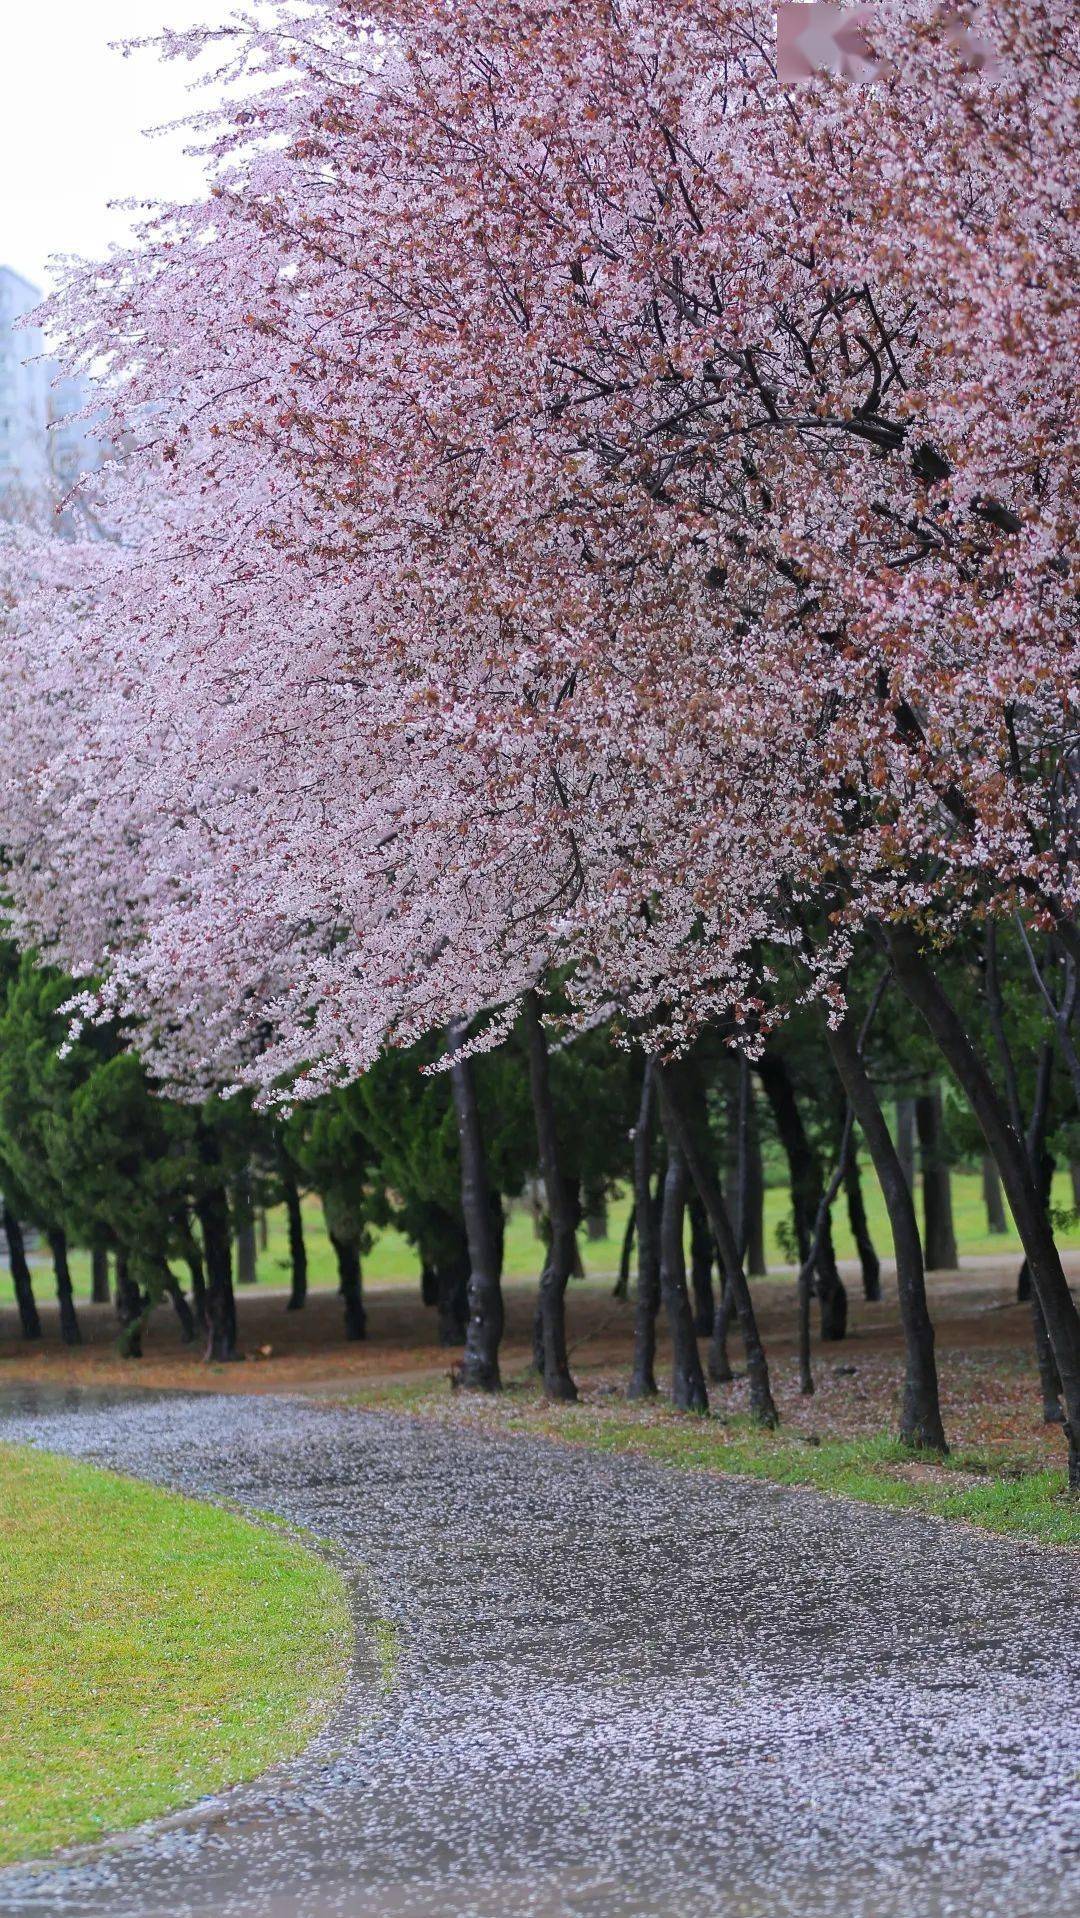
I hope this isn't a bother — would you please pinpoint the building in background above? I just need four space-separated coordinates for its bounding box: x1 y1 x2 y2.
0 265 106 532
0 267 50 517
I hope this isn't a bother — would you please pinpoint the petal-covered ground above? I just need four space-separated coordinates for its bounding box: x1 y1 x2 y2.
0 1386 1077 1918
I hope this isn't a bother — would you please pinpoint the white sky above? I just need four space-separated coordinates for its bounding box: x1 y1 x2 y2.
1 3 222 295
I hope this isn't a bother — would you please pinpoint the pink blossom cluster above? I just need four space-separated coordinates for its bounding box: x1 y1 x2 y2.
0 0 1075 1094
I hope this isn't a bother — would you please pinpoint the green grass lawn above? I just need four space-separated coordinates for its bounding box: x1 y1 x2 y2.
4 1163 1079 1309
0 1445 351 1864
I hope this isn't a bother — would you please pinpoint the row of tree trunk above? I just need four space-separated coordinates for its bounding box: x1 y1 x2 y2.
447 948 1080 1491
7 962 1080 1491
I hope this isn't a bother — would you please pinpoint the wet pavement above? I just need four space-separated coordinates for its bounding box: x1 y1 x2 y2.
0 1385 1077 1918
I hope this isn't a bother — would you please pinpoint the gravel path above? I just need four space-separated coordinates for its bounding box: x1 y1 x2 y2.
1 1385 1077 1918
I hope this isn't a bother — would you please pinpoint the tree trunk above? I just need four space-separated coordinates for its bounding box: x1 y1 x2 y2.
48 1229 81 1346
436 1239 470 1346
660 1062 778 1427
895 1097 917 1194
823 1013 947 1451
159 1262 196 1343
756 1050 847 1341
613 1204 635 1301
91 1243 111 1305
886 926 1080 1485
234 1169 258 1285
985 937 1066 1413
195 1128 239 1363
916 1088 959 1271
1071 1162 1080 1212
627 1061 660 1400
584 1195 608 1242
656 1136 708 1412
688 1194 715 1336
982 1156 1008 1234
709 1275 736 1383
844 1151 882 1300
745 1087 767 1277
115 1252 145 1359
1030 1279 1065 1425
1016 1044 1054 1311
1018 1143 1062 1420
523 990 577 1402
4 1204 41 1341
281 1163 308 1312
331 1235 367 1340
181 1218 208 1328
448 1022 503 1391
797 1235 814 1396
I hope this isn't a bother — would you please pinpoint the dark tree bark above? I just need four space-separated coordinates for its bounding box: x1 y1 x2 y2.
1071 1163 1080 1212
180 1217 208 1328
523 990 577 1402
709 1276 736 1383
1026 1164 1064 1425
711 1058 759 1380
331 1235 367 1340
627 1061 660 1400
688 1194 716 1336
4 1204 41 1341
1015 1044 1055 1308
745 1087 767 1277
280 1162 308 1312
985 934 1065 1414
448 1021 504 1391
756 1050 847 1341
916 1087 959 1271
982 1156 1008 1234
195 1127 239 1363
886 927 1080 1485
115 1252 145 1359
1017 1130 1062 1421
612 1204 635 1300
895 1097 917 1194
47 1229 81 1346
435 1240 470 1347
90 1243 111 1305
797 1101 864 1396
844 1150 882 1300
234 1169 258 1285
823 1014 947 1451
584 1194 608 1241
158 1262 196 1343
660 1062 778 1427
420 1210 470 1346
707 1070 746 1383
797 1237 815 1397
656 1136 708 1412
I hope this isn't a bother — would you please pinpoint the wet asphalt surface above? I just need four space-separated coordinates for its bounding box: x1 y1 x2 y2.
0 1387 1077 1918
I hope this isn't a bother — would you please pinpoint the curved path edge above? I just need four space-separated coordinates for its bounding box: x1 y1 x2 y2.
0 1384 1077 1918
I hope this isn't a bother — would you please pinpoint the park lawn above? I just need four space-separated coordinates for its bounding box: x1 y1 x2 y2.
0 1445 351 1865
240 1166 1080 1290
5 1162 1080 1309
343 1379 1080 1549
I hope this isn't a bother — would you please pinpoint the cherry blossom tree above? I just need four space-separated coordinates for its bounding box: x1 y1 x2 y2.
1 0 1078 1465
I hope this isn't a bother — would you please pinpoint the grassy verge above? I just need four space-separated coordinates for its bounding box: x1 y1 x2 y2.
0 1444 352 1865
344 1379 1080 1548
